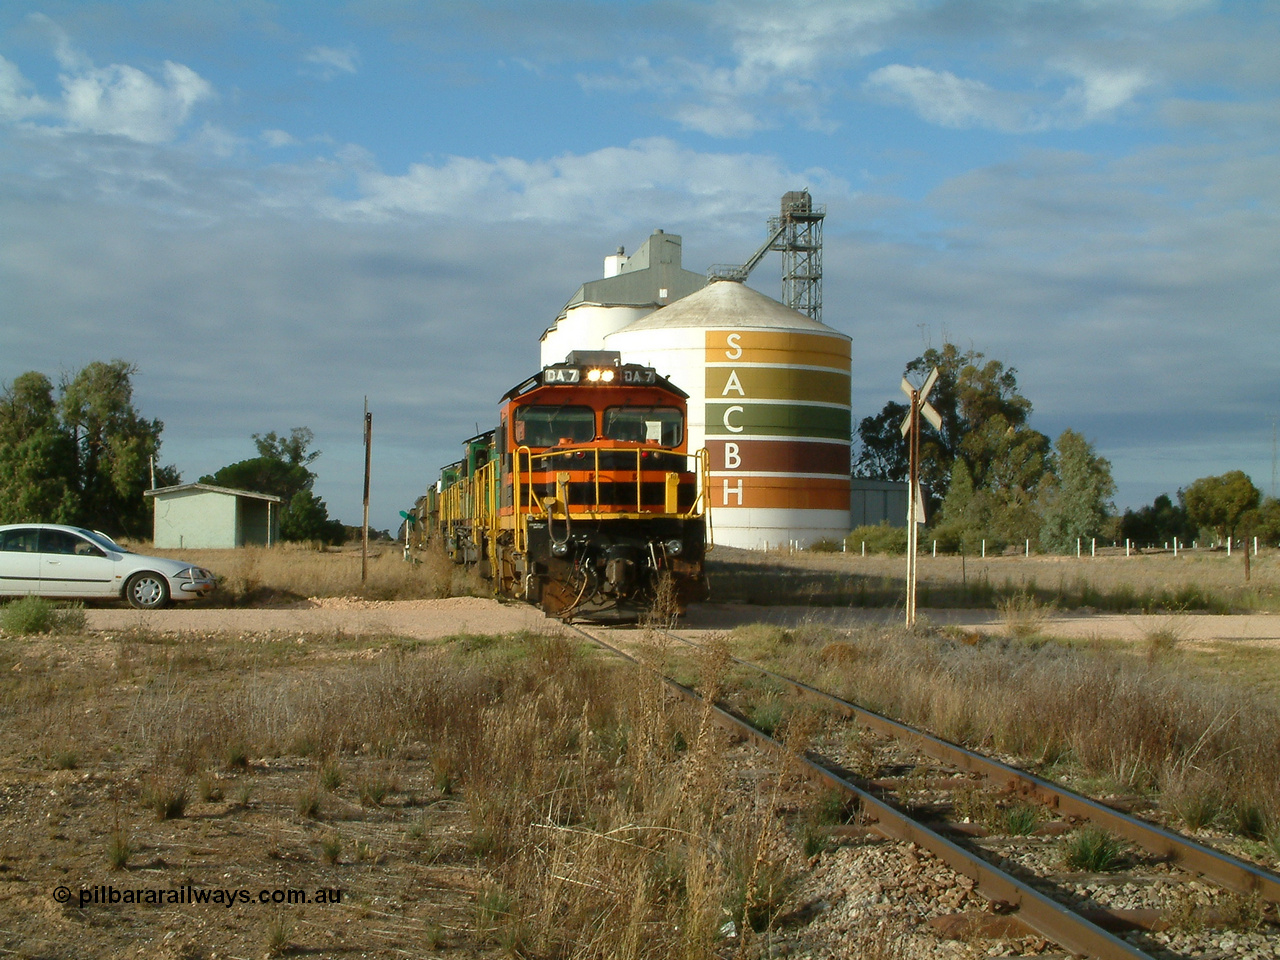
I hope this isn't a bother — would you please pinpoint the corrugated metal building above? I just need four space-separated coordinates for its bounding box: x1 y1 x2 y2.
144 483 281 549
850 479 908 528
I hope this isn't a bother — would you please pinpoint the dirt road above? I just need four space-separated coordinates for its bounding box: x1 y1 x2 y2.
82 597 1280 648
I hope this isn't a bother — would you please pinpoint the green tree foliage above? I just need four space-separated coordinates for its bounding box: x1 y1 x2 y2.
280 490 345 544
254 427 320 470
932 459 984 554
1038 429 1116 554
0 362 173 535
1244 497 1280 546
854 343 1042 494
1119 493 1195 546
60 360 175 535
857 342 1050 548
202 427 344 544
1183 471 1261 542
0 372 80 524
202 457 312 503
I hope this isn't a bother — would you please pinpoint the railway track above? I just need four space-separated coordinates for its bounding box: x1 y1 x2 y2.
563 621 1280 960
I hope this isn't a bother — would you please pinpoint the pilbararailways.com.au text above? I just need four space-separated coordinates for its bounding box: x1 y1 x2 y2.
54 885 343 908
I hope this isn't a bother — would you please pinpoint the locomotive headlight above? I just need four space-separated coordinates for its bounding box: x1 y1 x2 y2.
585 368 615 383
664 538 683 557
600 369 615 382
586 368 601 382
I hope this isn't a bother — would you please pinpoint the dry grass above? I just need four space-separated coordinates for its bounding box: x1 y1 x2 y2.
707 544 1280 613
996 592 1055 640
722 620 1280 851
131 540 487 604
0 626 817 959
112 535 1280 615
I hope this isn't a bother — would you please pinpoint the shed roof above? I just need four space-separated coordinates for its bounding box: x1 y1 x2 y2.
143 483 283 503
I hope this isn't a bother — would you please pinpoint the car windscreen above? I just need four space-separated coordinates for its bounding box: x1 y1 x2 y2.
513 405 596 447
603 406 683 447
77 528 126 553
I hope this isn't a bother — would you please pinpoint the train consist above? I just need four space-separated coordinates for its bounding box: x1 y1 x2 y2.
415 350 709 620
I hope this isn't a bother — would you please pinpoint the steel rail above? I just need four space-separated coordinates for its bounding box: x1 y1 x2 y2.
654 627 1280 906
565 624 1156 960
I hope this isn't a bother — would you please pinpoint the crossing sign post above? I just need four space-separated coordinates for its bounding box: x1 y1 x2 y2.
900 368 941 628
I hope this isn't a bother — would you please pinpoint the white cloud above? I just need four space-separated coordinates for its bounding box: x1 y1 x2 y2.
344 137 848 228
1052 60 1151 123
0 55 51 121
0 18 214 143
262 129 300 148
303 46 359 80
574 0 911 136
865 60 1151 132
716 0 907 74
60 59 213 143
865 64 1040 132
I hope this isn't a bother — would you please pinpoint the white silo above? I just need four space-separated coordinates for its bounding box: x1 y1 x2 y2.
540 229 706 366
605 279 851 549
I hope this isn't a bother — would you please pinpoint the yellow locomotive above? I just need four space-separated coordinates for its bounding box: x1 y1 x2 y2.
419 351 709 620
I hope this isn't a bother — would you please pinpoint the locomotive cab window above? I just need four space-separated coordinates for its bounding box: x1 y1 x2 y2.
514 405 596 447
603 406 683 447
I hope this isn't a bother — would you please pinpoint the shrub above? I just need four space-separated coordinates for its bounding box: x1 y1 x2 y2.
845 523 908 555
0 597 86 636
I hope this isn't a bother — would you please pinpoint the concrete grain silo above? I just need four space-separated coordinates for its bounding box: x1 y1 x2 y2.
605 279 851 549
540 230 706 367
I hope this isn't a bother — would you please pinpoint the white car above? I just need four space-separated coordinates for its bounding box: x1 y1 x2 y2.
0 523 216 609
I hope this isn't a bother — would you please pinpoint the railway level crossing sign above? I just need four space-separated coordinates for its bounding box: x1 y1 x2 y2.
900 367 941 627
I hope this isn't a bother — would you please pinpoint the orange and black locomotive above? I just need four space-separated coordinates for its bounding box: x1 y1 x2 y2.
420 351 709 620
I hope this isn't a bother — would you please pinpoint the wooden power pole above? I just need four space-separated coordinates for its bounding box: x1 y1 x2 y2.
362 398 372 586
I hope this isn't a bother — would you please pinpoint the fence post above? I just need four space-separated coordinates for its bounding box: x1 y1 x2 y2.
1076 538 1081 559
1091 537 1096 558
1174 537 1179 558
1125 538 1130 557
981 539 986 558
932 540 937 557
1227 538 1232 557
862 541 866 557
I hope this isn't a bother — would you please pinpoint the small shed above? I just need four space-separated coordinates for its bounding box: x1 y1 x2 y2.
144 483 282 549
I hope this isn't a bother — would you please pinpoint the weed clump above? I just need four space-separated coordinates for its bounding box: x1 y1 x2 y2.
0 597 86 636
141 777 188 821
1000 803 1042 836
1064 826 1126 872
107 826 132 871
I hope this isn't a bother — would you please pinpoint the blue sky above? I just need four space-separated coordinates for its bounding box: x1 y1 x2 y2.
2 0 1278 533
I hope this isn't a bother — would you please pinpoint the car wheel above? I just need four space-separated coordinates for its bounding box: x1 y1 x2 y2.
125 572 170 609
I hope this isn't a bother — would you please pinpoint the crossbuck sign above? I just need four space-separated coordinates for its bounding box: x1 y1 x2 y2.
899 367 941 627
